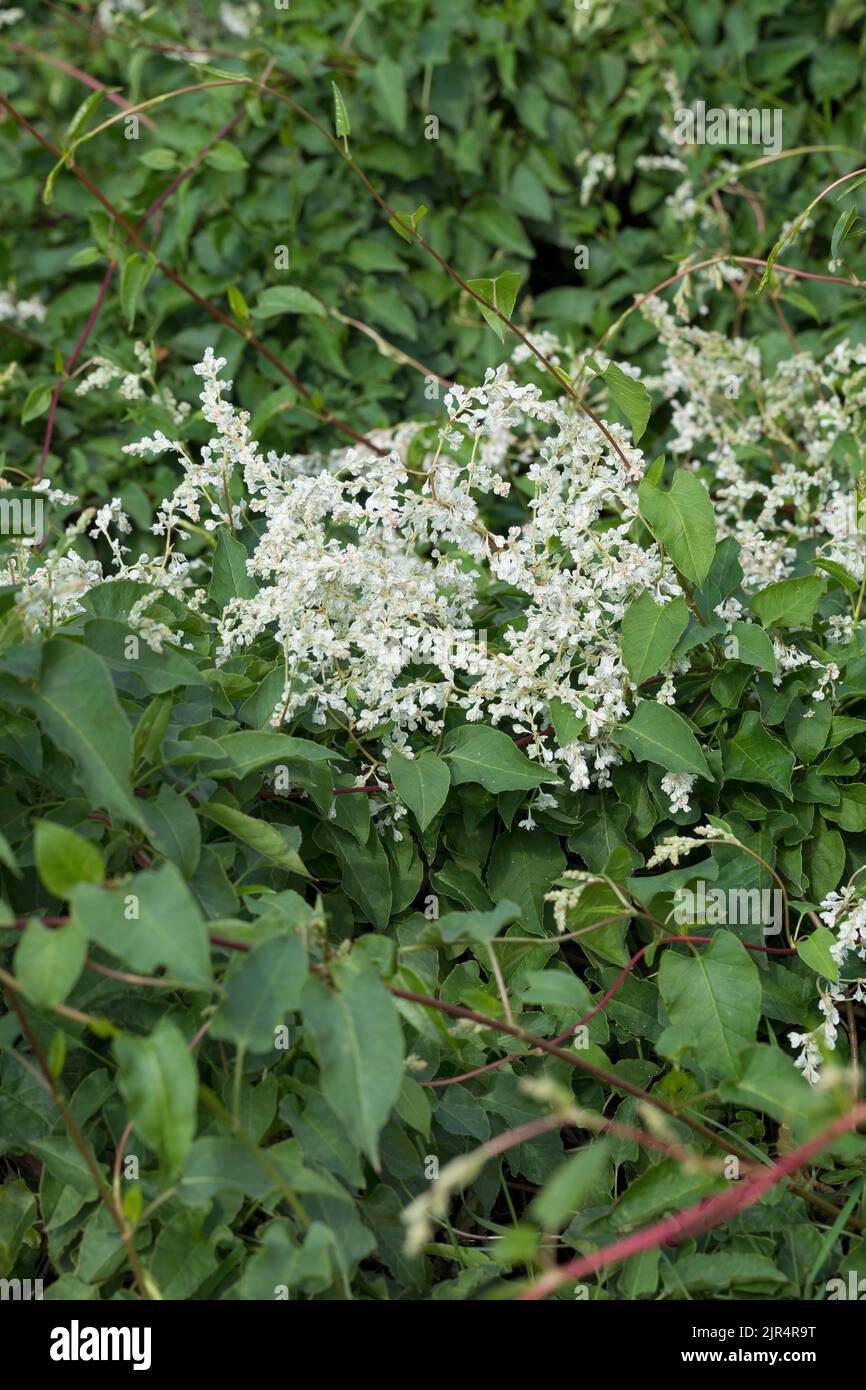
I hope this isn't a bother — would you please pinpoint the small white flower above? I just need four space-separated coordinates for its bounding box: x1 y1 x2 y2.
660 771 696 815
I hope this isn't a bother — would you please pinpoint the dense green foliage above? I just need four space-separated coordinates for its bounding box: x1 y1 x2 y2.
3 0 866 1304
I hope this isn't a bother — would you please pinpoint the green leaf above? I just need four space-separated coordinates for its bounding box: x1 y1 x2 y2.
209 531 257 606
227 284 250 322
65 88 107 141
241 1219 336 1298
445 724 552 793
205 140 248 172
785 697 831 764
832 205 857 261
47 1029 66 1079
14 916 87 1008
797 925 839 983
215 730 341 778
34 820 105 899
723 712 794 799
21 384 52 425
614 700 711 779
199 802 309 878
465 270 522 342
730 620 777 672
658 930 761 1081
814 558 859 595
138 147 177 171
301 957 403 1168
548 697 585 746
829 716 866 748
42 91 108 204
621 593 689 684
807 820 845 901
253 286 326 319
750 576 826 630
663 1251 789 1295
133 692 173 771
487 829 565 934
120 252 154 329
0 828 19 877
388 204 427 243
519 969 608 1038
613 1160 724 1228
84 617 201 693
388 750 450 830
30 1134 98 1198
421 901 521 944
0 1180 37 1271
331 81 351 140
315 824 392 929
718 1044 828 1129
250 383 299 434
211 934 307 1053
29 639 146 830
529 1142 611 1230
589 357 651 443
114 1019 197 1177
141 784 201 878
71 862 213 988
122 1185 143 1228
638 469 716 585
823 783 866 832
371 56 407 132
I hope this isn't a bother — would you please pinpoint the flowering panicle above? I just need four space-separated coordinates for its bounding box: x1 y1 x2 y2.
186 350 679 790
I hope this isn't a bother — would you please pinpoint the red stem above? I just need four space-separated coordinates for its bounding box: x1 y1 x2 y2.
422 935 795 1089
8 44 158 129
520 1096 866 1299
35 77 265 480
0 94 384 461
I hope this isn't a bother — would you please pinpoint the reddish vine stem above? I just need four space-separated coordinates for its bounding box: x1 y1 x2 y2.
391 983 861 1231
519 1096 866 1299
217 79 634 470
7 43 158 129
548 935 795 1043
34 91 258 480
422 935 795 1091
1 917 853 1229
0 94 385 458
393 986 753 1151
591 253 866 368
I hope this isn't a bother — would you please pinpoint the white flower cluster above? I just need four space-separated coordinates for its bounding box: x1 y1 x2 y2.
660 771 696 815
544 870 606 934
96 0 145 29
76 341 190 425
6 309 865 1081
135 349 682 793
0 287 45 325
5 485 202 643
575 151 616 207
790 887 866 1083
572 1 614 39
23 314 852 816
219 1 261 38
644 824 730 869
641 293 866 591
